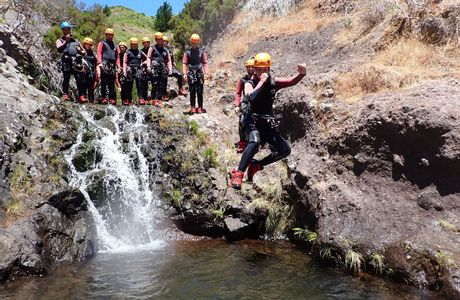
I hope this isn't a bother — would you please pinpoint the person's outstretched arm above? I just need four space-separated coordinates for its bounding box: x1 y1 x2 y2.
275 64 307 91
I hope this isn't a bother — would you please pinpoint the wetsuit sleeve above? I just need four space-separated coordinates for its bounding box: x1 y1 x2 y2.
202 51 209 75
56 38 66 53
167 51 172 72
123 53 128 74
97 42 104 65
182 52 188 75
234 79 243 107
275 73 305 91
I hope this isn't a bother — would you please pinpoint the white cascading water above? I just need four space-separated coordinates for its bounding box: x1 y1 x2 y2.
65 106 164 253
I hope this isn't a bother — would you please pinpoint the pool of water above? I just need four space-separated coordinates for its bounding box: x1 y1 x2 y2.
0 240 441 299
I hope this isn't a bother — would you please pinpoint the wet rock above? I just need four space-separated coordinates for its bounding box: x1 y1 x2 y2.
224 217 256 241
171 210 225 238
71 143 102 172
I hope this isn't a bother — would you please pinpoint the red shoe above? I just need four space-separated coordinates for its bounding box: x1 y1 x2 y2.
101 98 108 105
247 162 263 182
138 98 146 105
197 107 207 114
78 96 87 103
153 99 163 106
235 140 247 154
122 99 130 106
62 94 70 101
179 88 188 96
230 170 244 190
190 107 197 114
109 99 116 105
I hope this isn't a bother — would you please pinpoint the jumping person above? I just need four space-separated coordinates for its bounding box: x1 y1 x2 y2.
97 28 119 105
55 21 86 103
234 58 255 153
182 34 209 114
163 36 187 96
117 42 128 105
229 53 307 190
123 38 146 105
146 32 172 106
82 37 97 103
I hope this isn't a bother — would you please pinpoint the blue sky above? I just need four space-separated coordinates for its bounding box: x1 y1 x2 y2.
81 0 187 15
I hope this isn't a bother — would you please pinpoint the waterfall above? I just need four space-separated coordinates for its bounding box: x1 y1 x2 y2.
65 106 164 253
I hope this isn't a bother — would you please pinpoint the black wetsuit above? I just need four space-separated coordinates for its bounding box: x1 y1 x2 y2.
185 48 205 108
57 36 85 97
100 40 117 101
237 76 291 172
125 48 143 103
149 45 169 100
84 49 96 101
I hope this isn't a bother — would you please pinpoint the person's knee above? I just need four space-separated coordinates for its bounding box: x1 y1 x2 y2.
280 142 291 158
248 131 261 146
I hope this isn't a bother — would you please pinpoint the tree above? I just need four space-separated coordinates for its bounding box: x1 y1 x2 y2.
154 1 173 32
103 5 111 16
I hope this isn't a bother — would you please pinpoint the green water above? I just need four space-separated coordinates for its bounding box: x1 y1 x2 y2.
0 240 441 299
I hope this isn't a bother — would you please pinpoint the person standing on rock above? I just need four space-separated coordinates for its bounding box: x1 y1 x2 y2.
182 34 209 114
163 36 187 97
234 58 255 153
117 42 129 105
82 37 97 103
139 37 151 105
123 38 146 106
229 53 307 190
147 32 172 106
97 28 119 105
55 21 86 103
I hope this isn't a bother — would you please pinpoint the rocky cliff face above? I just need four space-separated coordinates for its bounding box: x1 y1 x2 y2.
0 30 96 282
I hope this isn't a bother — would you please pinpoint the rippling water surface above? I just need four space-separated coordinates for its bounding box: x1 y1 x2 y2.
0 240 441 300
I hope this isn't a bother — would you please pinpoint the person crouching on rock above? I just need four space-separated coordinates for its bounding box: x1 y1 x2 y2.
234 58 255 153
117 42 128 105
123 38 146 106
147 32 172 106
55 21 86 103
229 53 307 190
82 37 97 103
97 28 119 105
182 34 209 114
163 36 187 97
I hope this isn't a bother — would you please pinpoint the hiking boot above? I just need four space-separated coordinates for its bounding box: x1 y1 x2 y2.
247 162 263 182
62 94 70 101
138 98 146 105
235 140 247 154
101 98 108 105
122 99 130 106
109 99 116 105
230 169 244 190
78 96 87 103
179 88 188 96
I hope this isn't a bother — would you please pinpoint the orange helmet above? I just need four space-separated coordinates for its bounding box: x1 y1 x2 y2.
254 53 272 68
154 32 163 40
105 28 114 35
190 34 201 44
83 37 94 46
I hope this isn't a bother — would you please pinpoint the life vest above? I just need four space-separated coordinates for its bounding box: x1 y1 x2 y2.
61 37 79 57
102 40 116 63
186 47 204 68
126 49 141 67
85 50 96 69
150 45 168 64
246 76 277 116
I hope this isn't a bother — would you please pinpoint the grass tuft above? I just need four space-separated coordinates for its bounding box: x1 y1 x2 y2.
345 250 364 273
369 252 385 274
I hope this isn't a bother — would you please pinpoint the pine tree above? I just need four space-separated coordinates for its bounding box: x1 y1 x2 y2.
154 1 173 32
103 5 111 17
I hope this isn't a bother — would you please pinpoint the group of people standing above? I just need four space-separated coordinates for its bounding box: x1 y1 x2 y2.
56 21 209 112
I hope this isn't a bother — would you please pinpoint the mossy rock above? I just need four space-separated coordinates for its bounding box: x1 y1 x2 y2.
71 143 103 172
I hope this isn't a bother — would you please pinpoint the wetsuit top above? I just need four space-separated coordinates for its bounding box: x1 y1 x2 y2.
97 40 117 64
85 49 96 69
150 45 169 64
246 73 306 116
56 36 80 57
234 74 252 107
126 49 142 67
118 51 126 68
